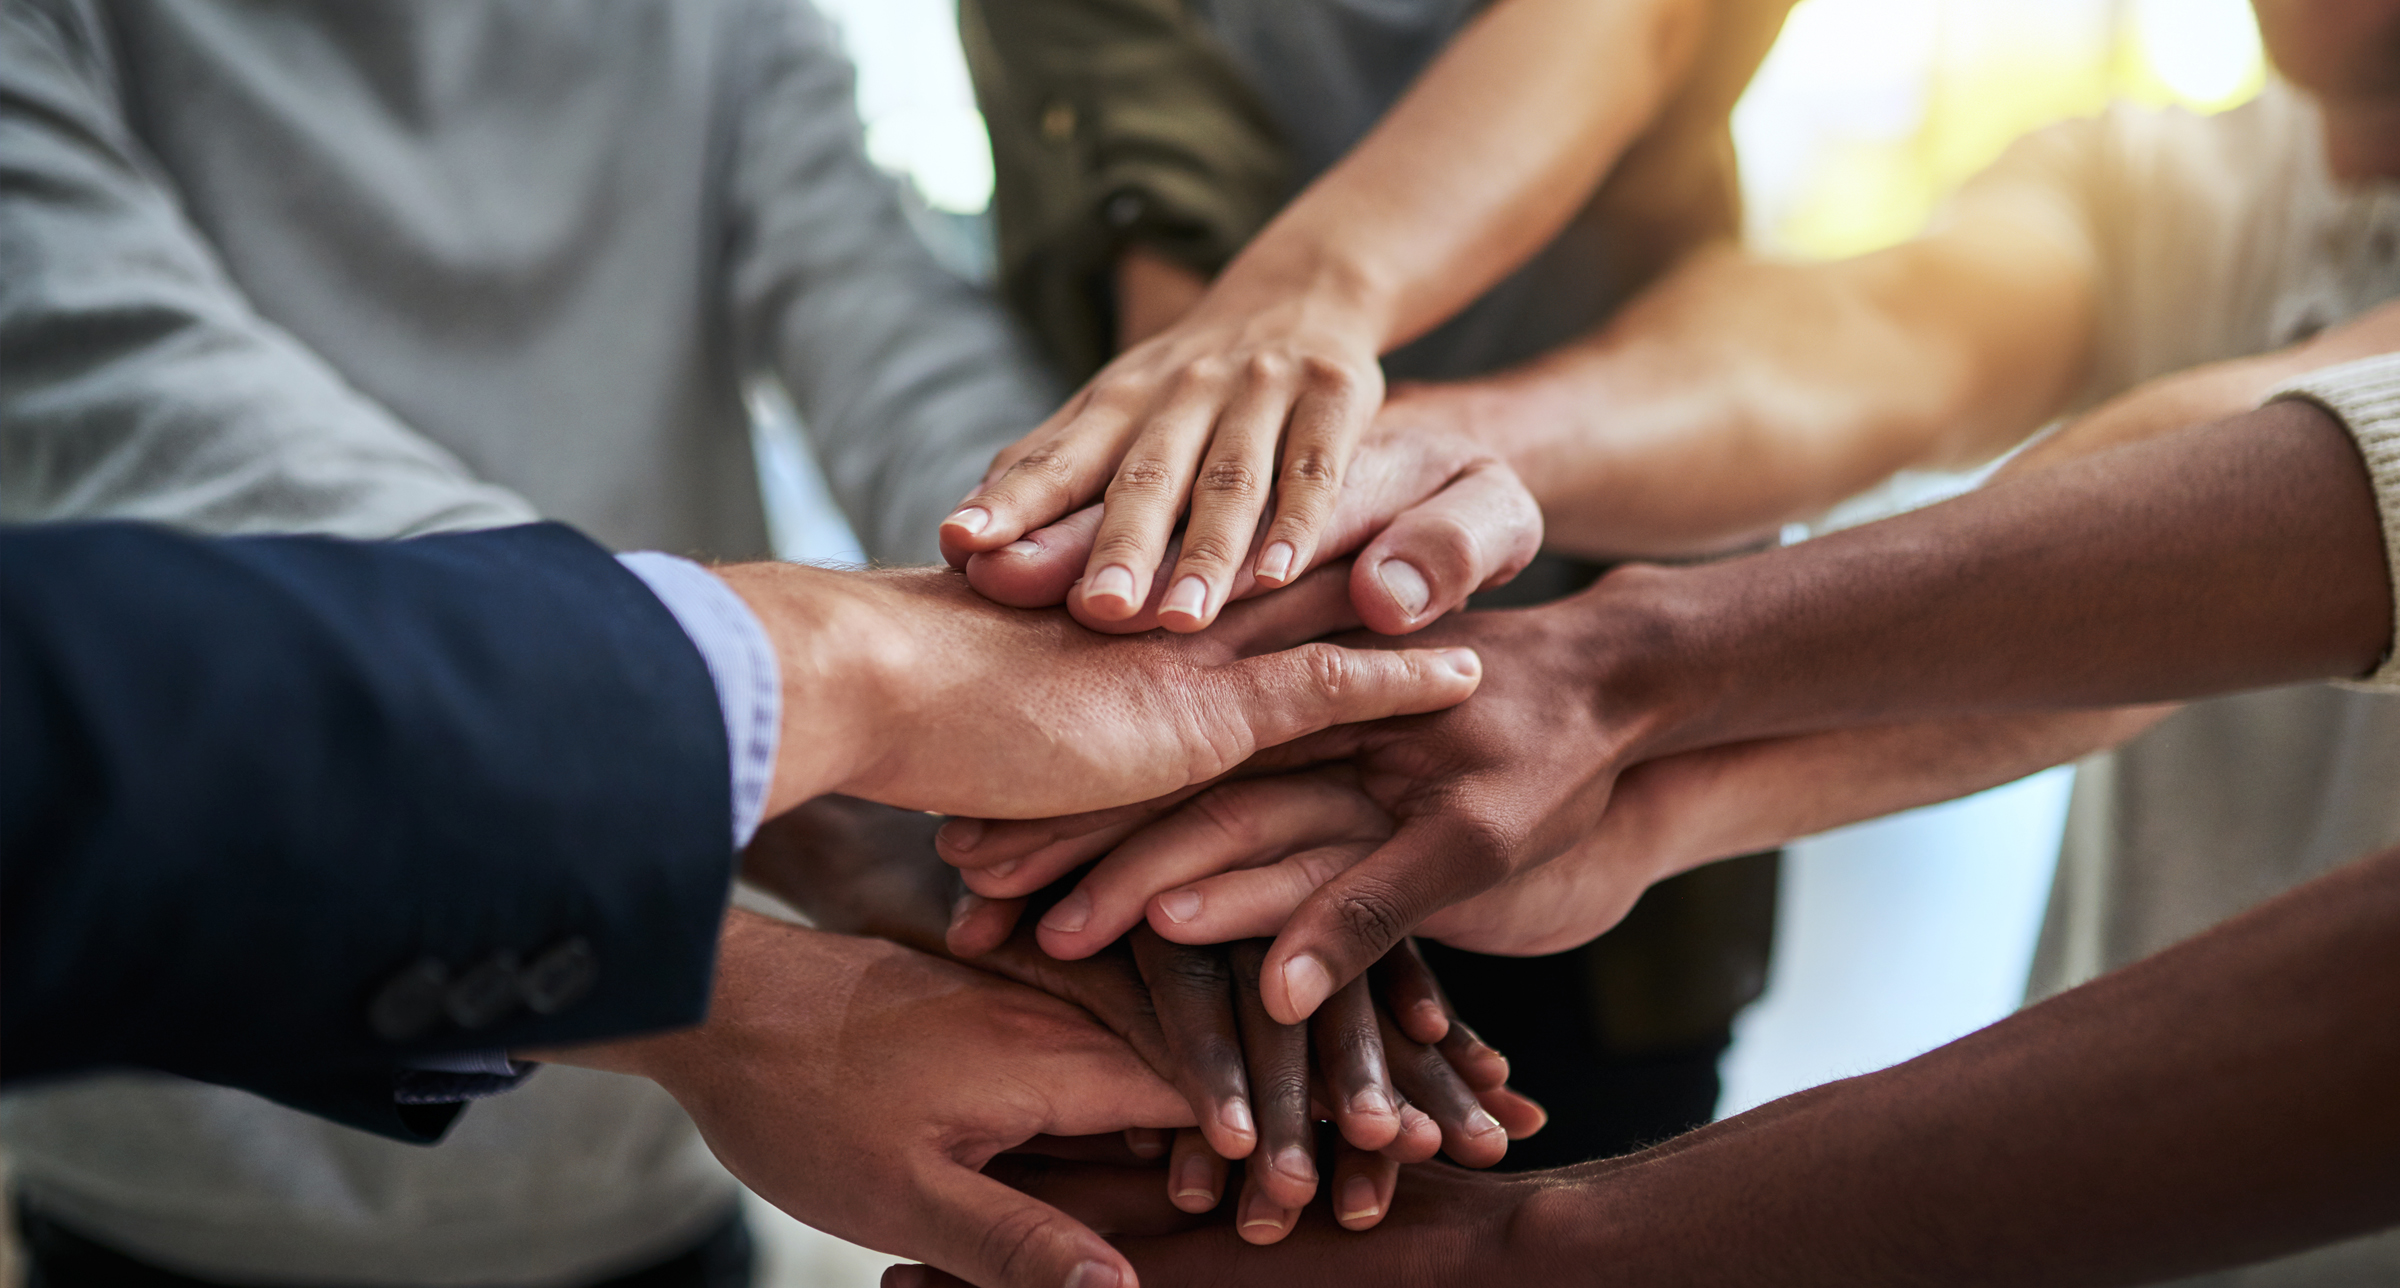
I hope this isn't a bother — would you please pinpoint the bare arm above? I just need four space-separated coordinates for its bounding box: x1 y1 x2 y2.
1406 184 2103 557
947 0 1717 632
1085 839 2400 1287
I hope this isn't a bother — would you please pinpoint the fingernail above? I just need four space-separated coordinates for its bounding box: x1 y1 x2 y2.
1088 564 1137 609
1281 954 1334 1018
1156 889 1203 924
987 857 1020 882
1337 1176 1381 1223
938 818 984 852
1439 647 1480 680
1002 539 1041 556
1378 559 1431 618
945 506 991 536
1162 575 1209 620
1063 1261 1119 1288
1256 541 1296 583
1349 1087 1393 1119
1467 1107 1505 1138
1039 888 1091 935
1274 1145 1316 1185
1173 1153 1217 1205
1241 1198 1287 1237
1411 999 1448 1038
1128 1131 1166 1159
1220 1098 1254 1139
946 893 984 933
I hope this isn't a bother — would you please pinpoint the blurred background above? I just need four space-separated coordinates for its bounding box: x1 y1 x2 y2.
0 2 2273 1285
741 0 2272 1281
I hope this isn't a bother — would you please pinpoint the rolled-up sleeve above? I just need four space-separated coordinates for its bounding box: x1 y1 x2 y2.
2267 353 2400 690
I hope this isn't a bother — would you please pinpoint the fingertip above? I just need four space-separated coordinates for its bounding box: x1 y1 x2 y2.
1156 576 1213 632
1334 1175 1384 1230
944 894 1020 958
1266 952 1334 1026
935 817 985 861
1254 540 1297 585
1375 558 1431 622
1401 998 1449 1046
1080 564 1146 621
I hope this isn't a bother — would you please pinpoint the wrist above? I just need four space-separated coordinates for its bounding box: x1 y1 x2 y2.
1564 565 1737 764
712 564 909 816
1203 234 1399 347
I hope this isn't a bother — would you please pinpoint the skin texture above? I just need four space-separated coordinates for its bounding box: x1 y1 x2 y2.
953 395 2394 1023
912 841 2400 1288
940 0 1717 631
543 910 1191 1288
708 562 1482 819
739 798 1541 1239
958 415 1544 639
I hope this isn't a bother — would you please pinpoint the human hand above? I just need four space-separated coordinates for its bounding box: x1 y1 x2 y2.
943 583 1678 1024
952 395 1541 636
886 1159 1554 1288
712 563 1483 820
741 799 1540 1236
937 277 1388 634
934 761 1673 963
542 910 1192 1288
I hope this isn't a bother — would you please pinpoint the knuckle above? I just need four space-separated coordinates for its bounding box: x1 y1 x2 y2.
1296 642 1355 698
1243 351 1296 385
975 1202 1059 1286
1189 789 1267 849
1298 352 1360 390
1279 449 1342 494
1107 457 1181 500
1325 884 1411 960
1181 354 1237 389
1193 457 1264 503
1156 947 1235 999
1003 449 1079 491
1175 531 1245 573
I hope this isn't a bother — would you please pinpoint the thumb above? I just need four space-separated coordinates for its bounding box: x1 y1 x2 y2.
1260 813 1512 1025
1212 642 1481 754
1350 460 1542 635
907 1162 1139 1288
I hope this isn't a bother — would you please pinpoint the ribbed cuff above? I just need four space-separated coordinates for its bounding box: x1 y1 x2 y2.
2265 353 2400 691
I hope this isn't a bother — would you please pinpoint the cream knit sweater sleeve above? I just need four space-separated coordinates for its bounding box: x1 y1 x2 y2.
2267 353 2400 691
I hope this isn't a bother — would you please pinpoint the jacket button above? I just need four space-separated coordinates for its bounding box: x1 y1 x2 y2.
519 938 599 1015
369 958 450 1043
444 952 522 1030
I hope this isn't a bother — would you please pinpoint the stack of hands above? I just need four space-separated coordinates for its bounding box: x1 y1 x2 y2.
564 334 2400 1288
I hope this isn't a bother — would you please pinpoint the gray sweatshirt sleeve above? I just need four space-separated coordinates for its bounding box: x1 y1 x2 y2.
723 0 1060 566
0 0 535 538
2265 353 2400 692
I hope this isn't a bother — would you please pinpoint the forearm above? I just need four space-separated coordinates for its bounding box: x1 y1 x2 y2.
1630 707 2170 876
1204 0 1704 351
1601 398 2390 757
1428 233 2093 557
2007 299 2400 474
1534 842 2400 1284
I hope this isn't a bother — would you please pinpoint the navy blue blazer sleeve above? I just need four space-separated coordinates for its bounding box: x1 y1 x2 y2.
0 521 737 1141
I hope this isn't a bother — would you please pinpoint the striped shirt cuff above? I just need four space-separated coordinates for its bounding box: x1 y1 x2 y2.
616 552 783 848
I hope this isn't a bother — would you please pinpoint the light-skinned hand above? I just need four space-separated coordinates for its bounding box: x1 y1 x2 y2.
541 910 1193 1288
949 400 1541 636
